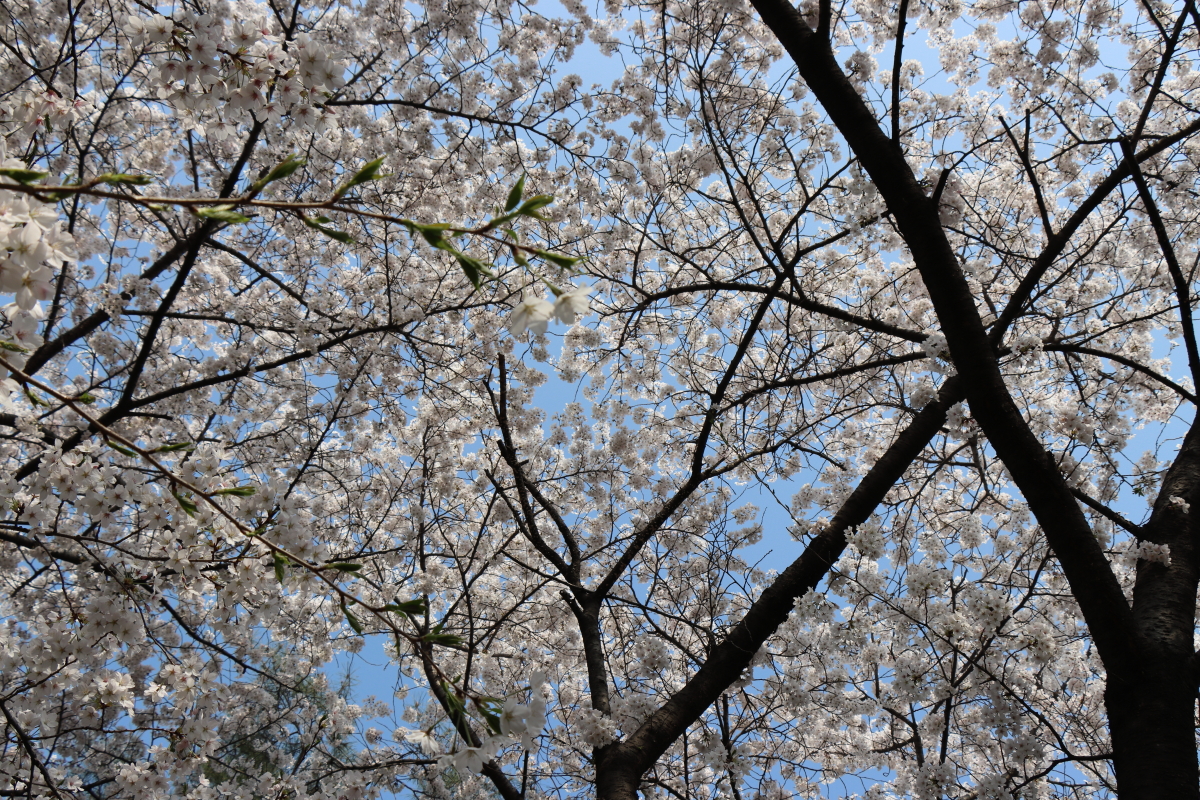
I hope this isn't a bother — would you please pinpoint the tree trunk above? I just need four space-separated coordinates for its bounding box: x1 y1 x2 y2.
1105 661 1198 799
1109 422 1200 798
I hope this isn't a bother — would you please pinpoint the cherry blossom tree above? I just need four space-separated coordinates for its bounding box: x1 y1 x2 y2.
2 0 1200 798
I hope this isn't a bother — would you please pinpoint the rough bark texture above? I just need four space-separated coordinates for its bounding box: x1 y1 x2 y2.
1104 418 1200 797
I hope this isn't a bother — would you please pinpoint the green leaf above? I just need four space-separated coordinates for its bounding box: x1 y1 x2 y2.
96 173 154 186
173 492 199 517
382 598 427 617
456 253 494 290
0 340 29 353
106 440 139 458
481 710 502 735
196 206 251 223
153 441 195 453
334 156 386 198
74 392 97 404
24 390 48 407
516 194 555 220
0 168 49 185
535 250 581 270
273 552 289 585
214 485 257 497
441 683 467 718
409 221 452 248
504 174 526 212
422 631 465 647
302 215 354 243
342 602 364 634
251 155 306 191
326 562 363 572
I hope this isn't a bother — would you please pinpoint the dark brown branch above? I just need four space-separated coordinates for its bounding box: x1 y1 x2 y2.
1120 138 1200 394
889 0 910 143
746 0 1138 685
595 378 963 798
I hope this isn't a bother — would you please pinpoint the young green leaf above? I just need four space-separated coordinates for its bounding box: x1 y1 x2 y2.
421 630 465 646
325 562 363 572
334 156 386 198
382 598 427 617
106 440 139 458
153 441 195 453
273 552 289 585
535 250 581 270
456 253 494 290
173 492 199 517
302 216 354 243
441 683 467 718
96 173 154 186
408 221 452 248
516 194 555 220
342 602 364 634
73 392 97 404
196 206 251 223
505 173 527 212
0 168 49 185
251 154 306 191
214 485 257 497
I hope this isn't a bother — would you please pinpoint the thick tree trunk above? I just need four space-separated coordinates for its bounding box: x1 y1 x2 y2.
1105 661 1198 799
1109 422 1200 798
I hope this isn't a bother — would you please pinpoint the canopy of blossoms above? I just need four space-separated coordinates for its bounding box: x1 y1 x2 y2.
1 0 1199 798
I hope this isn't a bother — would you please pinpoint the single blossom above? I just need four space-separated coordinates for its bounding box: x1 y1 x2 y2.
401 728 441 754
553 285 592 324
509 294 554 335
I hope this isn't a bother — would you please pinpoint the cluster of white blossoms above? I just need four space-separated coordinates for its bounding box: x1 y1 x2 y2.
1055 406 1096 445
575 705 619 747
920 331 950 362
1128 540 1172 566
0 147 75 406
1 89 92 136
124 12 344 133
846 520 887 560
3 0 1199 793
633 636 671 673
908 379 938 409
438 672 550 773
509 286 592 335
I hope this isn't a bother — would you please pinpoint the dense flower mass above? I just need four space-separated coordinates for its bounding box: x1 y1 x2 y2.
2 0 1200 798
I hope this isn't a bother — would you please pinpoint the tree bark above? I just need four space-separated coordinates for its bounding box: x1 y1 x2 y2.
1106 419 1200 798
